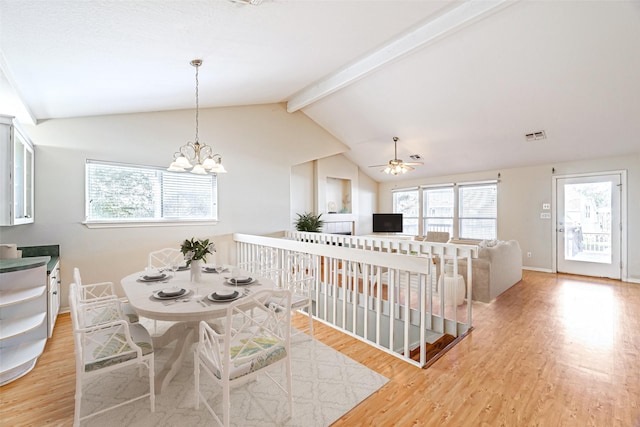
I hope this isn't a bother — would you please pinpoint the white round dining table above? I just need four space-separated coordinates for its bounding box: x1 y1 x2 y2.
121 267 275 393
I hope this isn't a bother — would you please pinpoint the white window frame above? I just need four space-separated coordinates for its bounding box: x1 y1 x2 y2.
421 184 454 236
392 188 420 235
392 181 498 239
84 159 219 228
457 181 497 240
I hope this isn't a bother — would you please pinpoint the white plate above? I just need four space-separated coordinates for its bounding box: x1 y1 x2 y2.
160 287 182 296
143 271 164 279
207 291 241 303
139 273 168 282
224 277 256 286
152 288 188 300
202 266 226 273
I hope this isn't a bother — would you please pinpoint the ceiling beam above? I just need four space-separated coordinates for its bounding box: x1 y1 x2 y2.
0 51 37 125
286 0 516 113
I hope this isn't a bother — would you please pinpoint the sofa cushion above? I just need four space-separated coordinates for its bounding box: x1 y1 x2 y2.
454 239 522 302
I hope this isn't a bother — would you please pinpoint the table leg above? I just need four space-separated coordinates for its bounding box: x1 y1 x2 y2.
152 321 197 394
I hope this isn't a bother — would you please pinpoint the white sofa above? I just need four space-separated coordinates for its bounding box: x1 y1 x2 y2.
448 239 523 303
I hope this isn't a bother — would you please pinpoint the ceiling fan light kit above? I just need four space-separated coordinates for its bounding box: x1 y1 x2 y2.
168 59 227 175
370 136 423 176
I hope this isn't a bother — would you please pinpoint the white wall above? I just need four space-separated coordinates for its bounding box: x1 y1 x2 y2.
290 161 316 228
290 154 378 235
0 103 349 308
378 154 640 282
356 169 377 235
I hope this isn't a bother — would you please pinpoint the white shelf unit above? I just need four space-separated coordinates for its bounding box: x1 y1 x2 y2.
0 312 47 340
0 264 48 386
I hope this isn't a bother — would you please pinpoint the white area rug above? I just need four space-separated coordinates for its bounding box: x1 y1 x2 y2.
82 333 388 426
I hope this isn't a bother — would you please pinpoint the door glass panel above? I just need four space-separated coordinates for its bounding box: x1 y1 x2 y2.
24 146 33 218
13 136 24 219
563 181 612 264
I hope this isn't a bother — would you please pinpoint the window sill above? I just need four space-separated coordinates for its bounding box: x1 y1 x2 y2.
82 219 219 229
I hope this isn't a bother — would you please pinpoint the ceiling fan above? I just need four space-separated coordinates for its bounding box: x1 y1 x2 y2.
368 137 423 175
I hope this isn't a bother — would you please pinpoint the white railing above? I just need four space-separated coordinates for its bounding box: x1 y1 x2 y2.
233 232 478 368
582 232 611 253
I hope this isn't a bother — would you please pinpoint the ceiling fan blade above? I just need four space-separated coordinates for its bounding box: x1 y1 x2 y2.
368 164 389 168
403 161 424 166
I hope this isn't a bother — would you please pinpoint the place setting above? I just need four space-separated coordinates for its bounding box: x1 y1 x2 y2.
201 264 228 274
206 289 243 303
137 269 172 283
151 286 192 305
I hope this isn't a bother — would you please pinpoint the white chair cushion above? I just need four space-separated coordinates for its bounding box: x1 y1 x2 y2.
290 293 309 310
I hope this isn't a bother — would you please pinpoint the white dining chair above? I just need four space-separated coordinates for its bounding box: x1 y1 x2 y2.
194 289 293 427
69 283 155 426
148 247 184 271
284 251 316 338
72 267 139 323
239 246 284 287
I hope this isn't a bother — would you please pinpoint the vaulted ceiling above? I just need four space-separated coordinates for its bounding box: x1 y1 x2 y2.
1 0 639 182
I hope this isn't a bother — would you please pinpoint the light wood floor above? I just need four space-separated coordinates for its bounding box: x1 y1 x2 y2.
1 270 639 426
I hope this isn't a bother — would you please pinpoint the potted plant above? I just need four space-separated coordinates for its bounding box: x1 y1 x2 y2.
294 212 324 232
180 238 216 282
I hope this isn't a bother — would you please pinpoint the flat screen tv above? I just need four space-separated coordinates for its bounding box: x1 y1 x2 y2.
372 213 403 233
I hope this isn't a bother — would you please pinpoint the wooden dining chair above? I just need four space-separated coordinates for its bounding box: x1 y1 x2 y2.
284 251 316 338
194 288 293 426
148 247 184 271
239 246 284 287
72 267 139 323
69 283 155 426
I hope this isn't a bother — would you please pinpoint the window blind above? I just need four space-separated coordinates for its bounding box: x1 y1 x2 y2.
86 160 218 223
392 189 419 235
423 186 454 234
458 183 497 239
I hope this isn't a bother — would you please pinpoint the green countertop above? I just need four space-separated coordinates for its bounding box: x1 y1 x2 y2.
0 256 52 273
17 245 60 273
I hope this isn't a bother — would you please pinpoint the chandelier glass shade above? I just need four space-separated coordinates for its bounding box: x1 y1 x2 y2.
168 59 227 175
383 160 412 175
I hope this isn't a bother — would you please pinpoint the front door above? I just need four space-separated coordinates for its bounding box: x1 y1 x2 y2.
556 173 621 279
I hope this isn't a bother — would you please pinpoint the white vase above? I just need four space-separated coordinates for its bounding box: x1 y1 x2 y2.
190 259 203 282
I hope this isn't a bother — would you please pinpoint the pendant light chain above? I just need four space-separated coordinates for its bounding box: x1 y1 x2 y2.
167 58 227 175
194 61 199 144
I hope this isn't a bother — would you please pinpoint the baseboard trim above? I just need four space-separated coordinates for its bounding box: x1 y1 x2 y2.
523 266 553 273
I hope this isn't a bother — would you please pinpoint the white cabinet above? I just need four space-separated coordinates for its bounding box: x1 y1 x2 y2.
47 260 60 337
0 114 34 226
0 260 48 386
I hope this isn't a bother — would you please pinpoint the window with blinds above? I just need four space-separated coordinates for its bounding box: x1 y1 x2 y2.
422 186 454 235
458 183 497 239
393 181 497 239
85 160 218 223
392 189 419 235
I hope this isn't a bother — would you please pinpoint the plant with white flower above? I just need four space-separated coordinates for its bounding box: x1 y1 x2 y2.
180 238 216 266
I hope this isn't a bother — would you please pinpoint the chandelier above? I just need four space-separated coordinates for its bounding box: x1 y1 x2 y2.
168 59 227 175
368 137 423 175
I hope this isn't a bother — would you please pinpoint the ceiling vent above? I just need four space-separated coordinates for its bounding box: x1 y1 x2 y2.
525 130 547 141
409 154 423 161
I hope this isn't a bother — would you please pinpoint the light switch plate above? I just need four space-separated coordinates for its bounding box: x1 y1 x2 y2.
542 203 550 210
540 212 551 219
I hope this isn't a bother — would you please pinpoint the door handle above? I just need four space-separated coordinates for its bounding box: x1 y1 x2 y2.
558 228 564 232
